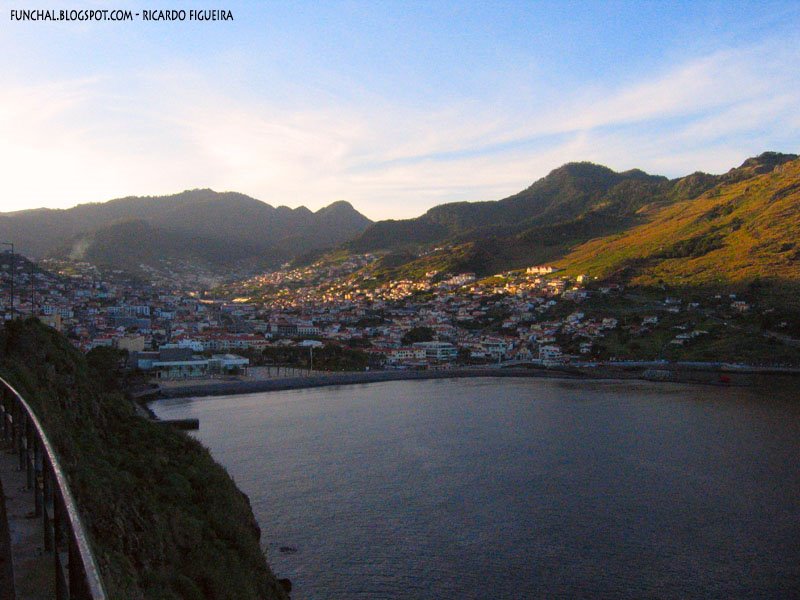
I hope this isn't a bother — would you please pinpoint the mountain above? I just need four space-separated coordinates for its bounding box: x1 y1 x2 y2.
350 162 676 252
348 152 797 277
347 162 681 277
0 189 372 277
55 219 276 273
6 153 795 285
558 154 800 287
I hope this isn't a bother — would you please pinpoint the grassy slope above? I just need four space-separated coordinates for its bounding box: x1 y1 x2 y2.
547 290 800 365
343 153 797 280
0 320 288 600
559 158 800 287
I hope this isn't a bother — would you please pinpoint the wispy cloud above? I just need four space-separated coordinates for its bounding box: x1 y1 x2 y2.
1 36 797 219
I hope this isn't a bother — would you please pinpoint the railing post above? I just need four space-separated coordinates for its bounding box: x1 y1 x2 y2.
4 392 12 445
34 436 43 517
53 491 64 552
54 493 69 600
11 400 18 457
55 543 69 600
69 533 82 599
26 420 35 490
17 409 25 472
0 390 7 442
43 463 54 552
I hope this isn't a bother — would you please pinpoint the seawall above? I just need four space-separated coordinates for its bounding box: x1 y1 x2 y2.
153 361 800 399
157 367 592 398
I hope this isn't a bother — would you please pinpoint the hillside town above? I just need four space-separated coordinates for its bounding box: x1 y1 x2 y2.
2 247 787 381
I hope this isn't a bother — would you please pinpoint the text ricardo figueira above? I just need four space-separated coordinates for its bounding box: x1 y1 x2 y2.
9 9 234 21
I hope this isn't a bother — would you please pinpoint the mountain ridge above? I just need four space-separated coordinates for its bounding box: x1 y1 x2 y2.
558 155 800 287
4 152 796 285
0 189 373 277
345 151 797 278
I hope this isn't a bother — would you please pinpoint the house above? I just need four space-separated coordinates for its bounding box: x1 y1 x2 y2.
600 318 618 330
510 346 533 361
480 338 510 360
299 339 323 348
441 273 476 286
412 341 458 362
731 301 750 313
38 313 63 332
539 345 565 366
526 266 556 275
386 347 427 364
273 320 298 337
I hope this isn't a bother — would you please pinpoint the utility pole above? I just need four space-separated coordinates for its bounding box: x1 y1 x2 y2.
1 242 13 320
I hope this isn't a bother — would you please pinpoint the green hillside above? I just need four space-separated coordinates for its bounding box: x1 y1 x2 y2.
559 156 800 288
0 319 288 600
349 162 674 253
348 152 797 278
56 218 279 274
0 190 372 277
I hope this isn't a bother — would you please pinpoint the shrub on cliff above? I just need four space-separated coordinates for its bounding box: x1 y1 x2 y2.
0 318 288 600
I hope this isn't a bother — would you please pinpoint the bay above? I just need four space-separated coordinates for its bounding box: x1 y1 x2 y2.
150 377 800 599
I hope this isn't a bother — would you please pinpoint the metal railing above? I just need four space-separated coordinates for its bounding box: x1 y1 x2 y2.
0 375 108 600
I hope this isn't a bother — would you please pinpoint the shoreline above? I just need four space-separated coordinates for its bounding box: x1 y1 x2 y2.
148 361 800 400
154 368 588 399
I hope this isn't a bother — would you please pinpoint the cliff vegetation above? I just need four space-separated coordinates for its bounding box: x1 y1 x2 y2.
0 319 288 600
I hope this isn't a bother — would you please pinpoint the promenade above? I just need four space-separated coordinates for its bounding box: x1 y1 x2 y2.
0 436 53 599
157 366 609 399
153 360 800 400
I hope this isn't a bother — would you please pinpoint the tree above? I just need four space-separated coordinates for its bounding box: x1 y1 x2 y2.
86 346 128 392
401 326 434 345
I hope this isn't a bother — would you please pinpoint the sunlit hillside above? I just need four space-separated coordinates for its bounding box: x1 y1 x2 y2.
559 157 800 287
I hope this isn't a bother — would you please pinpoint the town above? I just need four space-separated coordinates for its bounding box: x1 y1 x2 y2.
3 245 794 383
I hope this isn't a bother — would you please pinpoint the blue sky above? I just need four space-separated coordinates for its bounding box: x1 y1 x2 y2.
1 0 799 219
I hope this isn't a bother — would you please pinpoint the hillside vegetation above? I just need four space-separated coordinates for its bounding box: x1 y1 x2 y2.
0 319 288 600
54 218 278 274
0 189 372 276
559 156 800 288
347 152 797 278
350 163 673 253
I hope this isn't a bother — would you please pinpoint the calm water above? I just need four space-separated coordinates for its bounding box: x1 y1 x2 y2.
150 378 800 599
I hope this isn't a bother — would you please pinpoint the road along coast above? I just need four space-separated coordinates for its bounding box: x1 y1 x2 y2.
149 361 799 400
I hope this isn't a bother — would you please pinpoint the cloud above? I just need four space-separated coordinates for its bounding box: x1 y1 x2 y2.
0 38 797 219
369 41 800 167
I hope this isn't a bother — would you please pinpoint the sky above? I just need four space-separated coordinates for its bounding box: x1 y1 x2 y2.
1 0 799 220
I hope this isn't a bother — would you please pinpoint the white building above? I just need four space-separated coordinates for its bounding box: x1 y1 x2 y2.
480 338 510 360
539 345 565 365
297 322 322 336
387 347 426 363
526 265 557 275
412 341 458 362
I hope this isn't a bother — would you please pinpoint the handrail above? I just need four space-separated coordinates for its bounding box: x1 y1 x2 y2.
0 375 108 600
